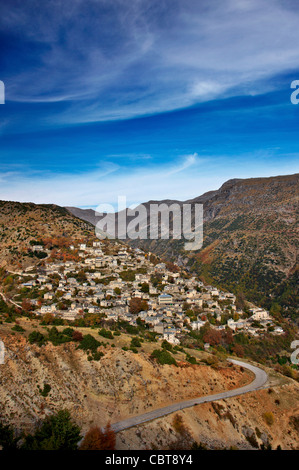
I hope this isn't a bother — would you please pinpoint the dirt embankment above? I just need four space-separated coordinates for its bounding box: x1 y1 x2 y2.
118 381 299 450
0 331 298 450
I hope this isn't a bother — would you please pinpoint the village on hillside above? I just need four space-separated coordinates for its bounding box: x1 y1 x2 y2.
8 239 284 346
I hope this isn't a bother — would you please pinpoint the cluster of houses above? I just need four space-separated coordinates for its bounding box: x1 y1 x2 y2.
20 240 284 344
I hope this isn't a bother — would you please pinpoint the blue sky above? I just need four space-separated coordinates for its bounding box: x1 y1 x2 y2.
0 0 298 208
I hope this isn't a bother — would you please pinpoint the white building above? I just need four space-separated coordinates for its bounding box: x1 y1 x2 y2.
163 329 180 345
40 305 56 314
158 294 173 305
191 320 206 330
250 308 271 321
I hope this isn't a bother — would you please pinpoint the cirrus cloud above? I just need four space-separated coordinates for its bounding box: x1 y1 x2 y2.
2 0 299 123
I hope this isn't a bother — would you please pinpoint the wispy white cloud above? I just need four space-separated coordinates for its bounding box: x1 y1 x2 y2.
167 153 200 175
3 0 299 122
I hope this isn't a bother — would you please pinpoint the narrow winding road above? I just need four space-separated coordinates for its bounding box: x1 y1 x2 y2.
0 290 21 309
110 359 268 433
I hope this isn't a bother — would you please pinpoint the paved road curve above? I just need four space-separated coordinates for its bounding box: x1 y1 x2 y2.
110 359 268 433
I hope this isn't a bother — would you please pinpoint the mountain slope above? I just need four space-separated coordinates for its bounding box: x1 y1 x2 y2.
188 174 298 318
1 326 298 450
65 206 101 226
0 200 94 270
67 174 299 319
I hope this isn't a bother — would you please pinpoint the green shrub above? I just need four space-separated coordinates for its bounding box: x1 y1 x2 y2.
98 328 113 339
130 337 142 348
28 330 46 347
38 383 51 397
0 422 19 450
151 349 177 366
93 351 104 361
186 354 197 364
12 324 25 332
48 326 71 346
161 340 173 351
79 334 101 352
21 410 81 450
62 327 74 337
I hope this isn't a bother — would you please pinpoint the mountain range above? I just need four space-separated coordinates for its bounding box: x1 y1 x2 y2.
67 173 299 320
